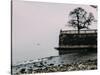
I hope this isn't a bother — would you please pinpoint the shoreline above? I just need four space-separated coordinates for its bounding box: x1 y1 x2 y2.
14 59 97 75
33 59 97 73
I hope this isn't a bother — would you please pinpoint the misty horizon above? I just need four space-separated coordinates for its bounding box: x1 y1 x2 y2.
12 0 97 65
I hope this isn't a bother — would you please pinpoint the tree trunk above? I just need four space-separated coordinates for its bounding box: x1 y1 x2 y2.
76 14 80 34
77 24 80 34
78 28 80 34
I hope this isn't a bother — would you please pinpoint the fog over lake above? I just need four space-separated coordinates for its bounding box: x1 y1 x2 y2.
12 0 97 65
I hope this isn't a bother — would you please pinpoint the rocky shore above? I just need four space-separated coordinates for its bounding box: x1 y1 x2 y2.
33 59 97 73
14 59 97 75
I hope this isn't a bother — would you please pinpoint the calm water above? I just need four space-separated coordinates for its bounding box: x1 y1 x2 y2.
13 52 97 66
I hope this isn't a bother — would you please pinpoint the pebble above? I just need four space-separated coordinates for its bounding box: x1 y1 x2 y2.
13 59 97 74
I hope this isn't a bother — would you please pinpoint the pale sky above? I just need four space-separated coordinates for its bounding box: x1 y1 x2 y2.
12 0 97 65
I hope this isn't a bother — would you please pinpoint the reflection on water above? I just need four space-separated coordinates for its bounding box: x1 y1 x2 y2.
59 52 97 64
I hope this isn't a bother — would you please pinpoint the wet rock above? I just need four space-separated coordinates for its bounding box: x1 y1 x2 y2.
13 59 97 74
19 68 26 74
78 64 86 69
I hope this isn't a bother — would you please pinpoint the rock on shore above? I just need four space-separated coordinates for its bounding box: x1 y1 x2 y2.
33 59 97 73
14 59 97 75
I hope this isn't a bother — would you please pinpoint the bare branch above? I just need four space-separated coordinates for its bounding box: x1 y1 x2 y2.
67 7 95 33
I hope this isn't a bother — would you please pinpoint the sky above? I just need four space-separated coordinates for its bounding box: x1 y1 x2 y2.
12 0 97 65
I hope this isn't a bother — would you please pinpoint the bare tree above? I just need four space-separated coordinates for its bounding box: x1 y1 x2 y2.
68 7 95 34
